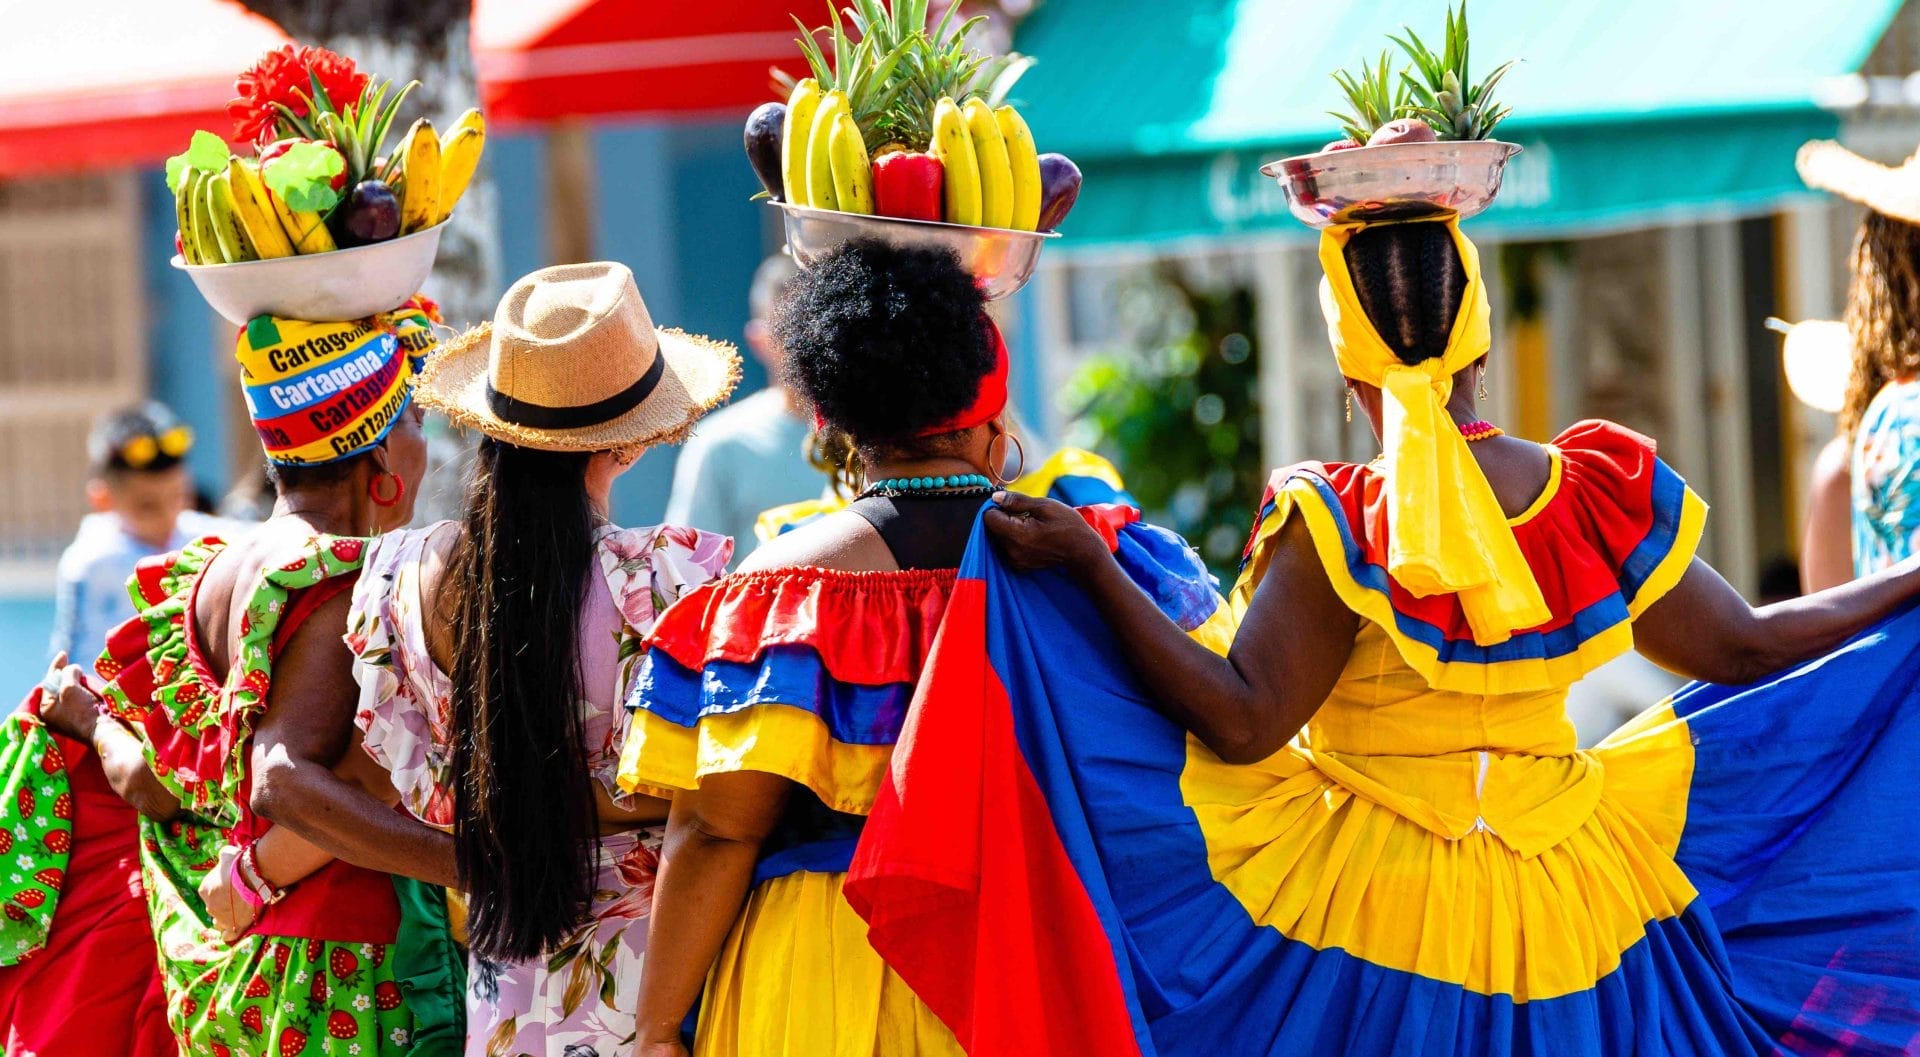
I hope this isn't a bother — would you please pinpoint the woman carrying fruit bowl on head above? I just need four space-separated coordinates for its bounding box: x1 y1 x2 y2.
845 10 1920 1056
207 261 743 1057
619 237 1036 1057
51 301 471 1057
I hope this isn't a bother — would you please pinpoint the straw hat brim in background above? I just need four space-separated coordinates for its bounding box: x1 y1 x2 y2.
1796 140 1920 225
417 321 742 454
1774 318 1851 415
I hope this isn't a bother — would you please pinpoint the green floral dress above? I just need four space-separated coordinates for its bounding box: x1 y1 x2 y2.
97 533 464 1057
0 706 73 964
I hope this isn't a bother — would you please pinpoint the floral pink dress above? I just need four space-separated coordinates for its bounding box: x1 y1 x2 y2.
345 523 731 1057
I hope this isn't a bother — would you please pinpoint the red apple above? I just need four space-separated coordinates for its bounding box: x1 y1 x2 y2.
1367 119 1437 146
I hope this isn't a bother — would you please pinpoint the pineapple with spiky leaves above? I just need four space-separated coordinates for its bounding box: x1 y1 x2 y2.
272 72 416 191
1328 51 1412 145
777 1 1034 152
783 3 916 151
1390 3 1515 141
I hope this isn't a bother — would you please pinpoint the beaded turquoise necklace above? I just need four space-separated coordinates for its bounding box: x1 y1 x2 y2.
858 472 995 499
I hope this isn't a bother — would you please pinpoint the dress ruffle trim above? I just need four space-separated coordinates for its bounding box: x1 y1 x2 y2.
1234 421 1705 695
98 534 368 823
646 566 957 686
624 567 957 813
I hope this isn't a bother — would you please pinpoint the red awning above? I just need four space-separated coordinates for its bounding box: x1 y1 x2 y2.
0 0 816 178
0 0 289 177
474 0 809 125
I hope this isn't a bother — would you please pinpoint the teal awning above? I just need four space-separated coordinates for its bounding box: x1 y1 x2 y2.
1012 0 1903 245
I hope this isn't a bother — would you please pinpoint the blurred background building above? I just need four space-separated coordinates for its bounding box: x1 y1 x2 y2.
0 0 1914 737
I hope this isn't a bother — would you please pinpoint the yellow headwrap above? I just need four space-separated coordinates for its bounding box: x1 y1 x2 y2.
1318 218 1548 646
235 296 441 467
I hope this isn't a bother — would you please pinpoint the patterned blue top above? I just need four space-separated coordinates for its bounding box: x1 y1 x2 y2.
1851 378 1920 576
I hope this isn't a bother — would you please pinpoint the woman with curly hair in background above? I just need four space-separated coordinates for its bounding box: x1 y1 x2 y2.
1790 141 1920 588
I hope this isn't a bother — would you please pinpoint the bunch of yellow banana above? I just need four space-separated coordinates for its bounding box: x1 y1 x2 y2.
178 159 302 264
437 108 486 226
930 97 1041 231
380 107 486 232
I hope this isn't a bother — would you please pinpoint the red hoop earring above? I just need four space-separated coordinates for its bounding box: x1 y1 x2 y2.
369 472 404 508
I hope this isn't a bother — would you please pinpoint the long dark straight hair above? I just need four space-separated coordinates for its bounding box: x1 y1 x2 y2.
447 436 601 962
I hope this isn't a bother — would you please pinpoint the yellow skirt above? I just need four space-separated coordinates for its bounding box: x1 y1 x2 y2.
697 870 964 1057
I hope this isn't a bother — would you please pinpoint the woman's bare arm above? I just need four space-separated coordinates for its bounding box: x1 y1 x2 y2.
248 589 458 889
1800 435 1854 593
984 492 1357 764
1636 553 1920 684
634 770 792 1051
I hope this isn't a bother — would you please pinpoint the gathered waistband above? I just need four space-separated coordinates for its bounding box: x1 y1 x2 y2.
1299 747 1604 858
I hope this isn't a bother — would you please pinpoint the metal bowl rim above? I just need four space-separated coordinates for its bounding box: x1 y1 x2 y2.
168 218 450 272
772 201 1061 241
1258 139 1523 179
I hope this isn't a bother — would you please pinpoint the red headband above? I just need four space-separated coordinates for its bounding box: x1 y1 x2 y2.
918 316 1010 436
809 316 1011 436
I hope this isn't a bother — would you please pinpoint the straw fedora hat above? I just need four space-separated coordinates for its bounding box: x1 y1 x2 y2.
419 262 740 453
1796 139 1920 224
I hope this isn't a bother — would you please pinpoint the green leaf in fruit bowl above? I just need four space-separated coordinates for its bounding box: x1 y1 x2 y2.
263 141 345 213
164 130 232 194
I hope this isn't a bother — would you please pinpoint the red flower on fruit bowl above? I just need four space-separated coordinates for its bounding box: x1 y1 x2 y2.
229 45 369 145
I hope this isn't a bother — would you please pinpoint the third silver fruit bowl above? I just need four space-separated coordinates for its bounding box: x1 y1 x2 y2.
1261 140 1521 228
774 203 1057 301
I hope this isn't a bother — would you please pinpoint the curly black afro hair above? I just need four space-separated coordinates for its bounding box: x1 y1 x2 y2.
775 238 992 449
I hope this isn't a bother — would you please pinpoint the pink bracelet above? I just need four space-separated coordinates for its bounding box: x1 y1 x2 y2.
236 843 286 907
230 853 266 910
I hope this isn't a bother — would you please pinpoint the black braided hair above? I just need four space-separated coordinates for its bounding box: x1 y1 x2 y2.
1343 222 1469 366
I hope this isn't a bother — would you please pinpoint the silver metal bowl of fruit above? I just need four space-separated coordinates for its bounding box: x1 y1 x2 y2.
1260 140 1521 229
172 221 449 325
774 203 1058 301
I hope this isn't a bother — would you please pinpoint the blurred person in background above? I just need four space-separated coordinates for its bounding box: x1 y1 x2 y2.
48 402 225 665
1795 140 1920 582
665 254 815 554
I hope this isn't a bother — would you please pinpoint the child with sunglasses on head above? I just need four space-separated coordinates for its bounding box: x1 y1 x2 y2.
48 402 228 666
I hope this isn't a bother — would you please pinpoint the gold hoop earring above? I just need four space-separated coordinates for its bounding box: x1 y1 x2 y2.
986 431 1026 486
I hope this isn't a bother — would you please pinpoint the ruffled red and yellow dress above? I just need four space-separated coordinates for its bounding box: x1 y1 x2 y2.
846 419 1920 1055
620 566 966 1056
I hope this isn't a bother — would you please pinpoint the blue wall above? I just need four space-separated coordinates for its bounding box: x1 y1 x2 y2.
591 121 778 527
145 174 226 499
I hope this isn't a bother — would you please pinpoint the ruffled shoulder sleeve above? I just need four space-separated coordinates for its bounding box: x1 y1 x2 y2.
1232 426 1706 696
98 533 365 823
591 524 732 805
618 565 955 815
1548 419 1707 618
345 526 454 828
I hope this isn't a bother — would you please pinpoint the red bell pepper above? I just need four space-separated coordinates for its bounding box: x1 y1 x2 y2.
872 150 944 222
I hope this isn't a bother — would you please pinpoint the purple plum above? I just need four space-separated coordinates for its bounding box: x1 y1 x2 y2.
744 101 787 201
1035 153 1082 233
336 179 399 246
